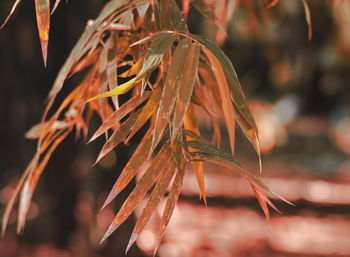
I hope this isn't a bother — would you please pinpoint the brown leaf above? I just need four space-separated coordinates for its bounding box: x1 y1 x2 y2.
203 47 236 155
158 162 185 236
101 125 155 210
89 92 151 143
184 105 206 204
100 143 171 244
126 160 176 253
94 109 141 165
170 42 201 144
151 38 192 153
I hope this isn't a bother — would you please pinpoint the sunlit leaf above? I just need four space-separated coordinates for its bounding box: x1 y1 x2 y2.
0 0 22 29
127 84 163 142
87 77 137 102
51 0 62 14
120 56 145 78
35 0 50 66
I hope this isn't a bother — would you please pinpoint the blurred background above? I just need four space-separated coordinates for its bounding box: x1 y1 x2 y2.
1 0 350 256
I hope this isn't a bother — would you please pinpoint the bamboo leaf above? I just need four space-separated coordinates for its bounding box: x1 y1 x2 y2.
189 32 261 171
101 126 155 210
267 0 279 8
2 154 38 236
169 0 188 32
184 106 206 204
0 0 22 29
151 38 192 153
190 0 226 34
17 130 69 233
44 0 147 120
100 143 171 244
69 48 102 77
120 56 145 78
158 163 185 236
127 83 163 142
87 77 137 102
89 92 151 143
106 33 119 108
35 0 50 66
203 47 236 155
170 43 200 144
51 0 62 14
135 32 177 82
126 160 176 253
94 109 141 165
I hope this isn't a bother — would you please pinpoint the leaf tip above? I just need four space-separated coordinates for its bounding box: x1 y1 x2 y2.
125 232 139 254
100 221 118 245
40 40 48 67
100 188 121 212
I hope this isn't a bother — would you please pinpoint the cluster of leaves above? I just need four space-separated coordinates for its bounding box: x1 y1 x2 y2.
0 0 302 254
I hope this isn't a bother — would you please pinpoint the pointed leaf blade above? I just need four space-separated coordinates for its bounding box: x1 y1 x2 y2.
35 0 50 66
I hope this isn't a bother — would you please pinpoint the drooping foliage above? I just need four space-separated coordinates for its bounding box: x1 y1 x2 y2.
0 0 315 253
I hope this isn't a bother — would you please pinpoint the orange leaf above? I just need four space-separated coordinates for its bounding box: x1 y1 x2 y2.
35 0 50 66
126 160 176 253
94 109 141 165
203 47 236 155
101 126 155 210
100 143 171 244
151 38 192 153
0 0 22 29
126 83 163 142
302 0 312 41
89 92 151 143
184 105 206 205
